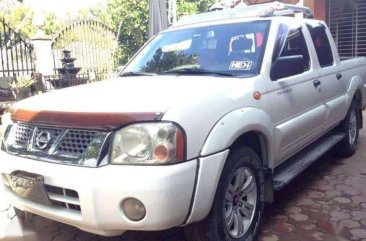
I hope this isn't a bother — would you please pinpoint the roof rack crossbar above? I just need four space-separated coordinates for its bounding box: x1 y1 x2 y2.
173 1 314 28
272 2 314 18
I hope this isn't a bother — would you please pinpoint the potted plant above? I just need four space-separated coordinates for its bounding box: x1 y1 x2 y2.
11 75 35 101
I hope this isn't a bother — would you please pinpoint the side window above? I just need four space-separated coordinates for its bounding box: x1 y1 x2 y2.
278 29 310 70
307 24 334 67
271 26 310 80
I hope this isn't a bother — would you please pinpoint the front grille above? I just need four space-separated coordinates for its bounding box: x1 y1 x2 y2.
45 184 81 212
13 124 34 146
3 123 111 167
57 130 96 155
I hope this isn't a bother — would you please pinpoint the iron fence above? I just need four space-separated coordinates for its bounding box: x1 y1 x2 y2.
31 71 117 94
0 18 35 78
52 21 118 74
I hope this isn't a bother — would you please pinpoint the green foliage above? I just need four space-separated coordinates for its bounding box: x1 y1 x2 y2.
0 4 35 38
177 0 197 19
0 1 64 38
11 75 35 88
177 0 216 18
92 0 148 65
196 0 217 12
43 13 63 35
94 0 216 65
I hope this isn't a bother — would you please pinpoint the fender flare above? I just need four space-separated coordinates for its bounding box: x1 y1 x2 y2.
186 108 274 224
200 107 274 165
347 75 364 108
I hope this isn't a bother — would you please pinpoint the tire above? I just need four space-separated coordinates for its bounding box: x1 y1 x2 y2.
334 101 360 157
185 147 265 241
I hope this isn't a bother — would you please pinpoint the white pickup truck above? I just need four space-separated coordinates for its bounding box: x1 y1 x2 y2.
1 2 366 241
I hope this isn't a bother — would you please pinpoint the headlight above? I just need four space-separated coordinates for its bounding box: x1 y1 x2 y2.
111 123 185 165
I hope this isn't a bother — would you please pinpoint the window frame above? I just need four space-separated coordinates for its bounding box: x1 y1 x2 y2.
270 24 311 81
307 23 335 68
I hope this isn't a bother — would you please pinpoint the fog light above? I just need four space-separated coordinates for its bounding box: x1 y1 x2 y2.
122 198 146 221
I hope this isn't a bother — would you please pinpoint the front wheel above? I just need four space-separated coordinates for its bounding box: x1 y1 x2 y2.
334 101 360 157
185 147 264 241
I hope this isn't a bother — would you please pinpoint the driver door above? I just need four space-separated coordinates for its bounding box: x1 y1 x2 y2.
266 23 325 166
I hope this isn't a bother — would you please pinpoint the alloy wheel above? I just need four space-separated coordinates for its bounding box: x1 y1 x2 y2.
224 167 257 238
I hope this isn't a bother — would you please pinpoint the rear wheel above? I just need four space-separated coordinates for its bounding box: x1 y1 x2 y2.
185 147 264 241
334 101 360 157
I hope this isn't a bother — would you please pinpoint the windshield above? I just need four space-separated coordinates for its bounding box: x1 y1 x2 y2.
123 21 270 77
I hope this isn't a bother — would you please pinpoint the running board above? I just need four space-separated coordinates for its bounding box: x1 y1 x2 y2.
273 133 344 190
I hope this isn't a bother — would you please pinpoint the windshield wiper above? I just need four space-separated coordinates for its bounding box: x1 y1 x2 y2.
120 71 157 77
163 68 234 77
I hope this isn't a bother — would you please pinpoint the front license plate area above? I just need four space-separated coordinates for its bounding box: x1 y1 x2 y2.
7 171 51 206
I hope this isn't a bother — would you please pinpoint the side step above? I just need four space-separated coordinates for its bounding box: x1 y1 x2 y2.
273 133 344 190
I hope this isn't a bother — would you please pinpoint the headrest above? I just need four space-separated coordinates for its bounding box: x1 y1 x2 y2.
232 37 253 52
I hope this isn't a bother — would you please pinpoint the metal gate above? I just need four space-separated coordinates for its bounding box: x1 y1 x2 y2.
0 18 35 77
52 20 118 74
328 0 366 58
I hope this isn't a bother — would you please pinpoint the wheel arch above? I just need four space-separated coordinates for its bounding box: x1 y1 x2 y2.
200 107 274 168
230 131 269 169
345 75 364 129
352 86 363 129
186 108 274 224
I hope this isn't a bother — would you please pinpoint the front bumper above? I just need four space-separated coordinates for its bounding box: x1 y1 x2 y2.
0 151 197 236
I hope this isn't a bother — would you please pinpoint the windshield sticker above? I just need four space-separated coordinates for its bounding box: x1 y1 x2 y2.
229 61 253 70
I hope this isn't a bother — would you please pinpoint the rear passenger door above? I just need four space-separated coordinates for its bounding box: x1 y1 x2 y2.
307 23 348 131
265 23 324 165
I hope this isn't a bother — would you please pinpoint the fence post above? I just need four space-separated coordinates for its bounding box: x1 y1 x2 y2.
31 35 54 76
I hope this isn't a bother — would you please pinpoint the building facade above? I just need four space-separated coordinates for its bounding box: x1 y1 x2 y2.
249 0 364 58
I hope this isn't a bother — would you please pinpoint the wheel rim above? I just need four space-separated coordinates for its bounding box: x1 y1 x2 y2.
349 110 358 145
224 167 257 238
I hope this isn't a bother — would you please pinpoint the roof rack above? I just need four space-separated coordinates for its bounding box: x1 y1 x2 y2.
173 1 314 28
270 2 314 18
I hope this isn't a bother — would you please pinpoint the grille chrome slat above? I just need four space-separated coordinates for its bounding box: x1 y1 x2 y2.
4 123 111 167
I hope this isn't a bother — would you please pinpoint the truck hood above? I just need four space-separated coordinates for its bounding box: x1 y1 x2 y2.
11 76 244 130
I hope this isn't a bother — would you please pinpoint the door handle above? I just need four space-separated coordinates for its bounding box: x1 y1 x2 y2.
336 73 343 80
313 79 321 88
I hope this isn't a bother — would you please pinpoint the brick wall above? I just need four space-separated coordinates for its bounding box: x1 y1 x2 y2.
245 0 327 21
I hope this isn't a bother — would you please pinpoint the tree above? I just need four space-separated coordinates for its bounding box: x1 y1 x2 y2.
0 3 35 37
176 0 216 19
43 13 63 35
92 0 216 65
91 0 148 65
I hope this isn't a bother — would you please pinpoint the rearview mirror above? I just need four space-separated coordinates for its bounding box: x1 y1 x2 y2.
271 55 306 80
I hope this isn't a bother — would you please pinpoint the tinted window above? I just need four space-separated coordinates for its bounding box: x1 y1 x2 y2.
278 29 310 70
123 21 270 76
271 25 310 80
307 24 334 67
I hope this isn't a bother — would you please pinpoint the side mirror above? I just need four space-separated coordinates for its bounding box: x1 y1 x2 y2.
271 55 306 80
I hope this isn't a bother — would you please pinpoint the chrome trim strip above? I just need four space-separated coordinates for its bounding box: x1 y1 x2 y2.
3 123 112 168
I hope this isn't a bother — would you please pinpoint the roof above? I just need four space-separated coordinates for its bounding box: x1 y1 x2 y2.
172 1 313 28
